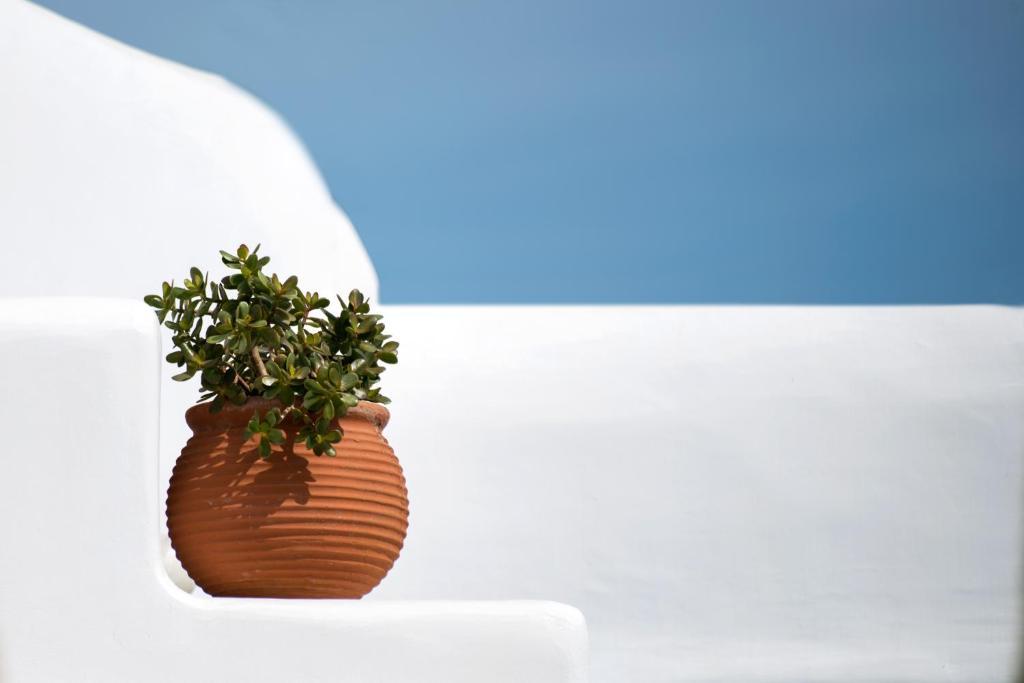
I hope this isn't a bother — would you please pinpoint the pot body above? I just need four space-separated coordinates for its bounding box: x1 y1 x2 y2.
166 399 408 598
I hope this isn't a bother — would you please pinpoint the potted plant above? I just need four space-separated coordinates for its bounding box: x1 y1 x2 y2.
145 244 406 598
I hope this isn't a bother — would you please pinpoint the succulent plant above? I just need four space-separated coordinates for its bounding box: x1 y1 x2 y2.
145 244 397 457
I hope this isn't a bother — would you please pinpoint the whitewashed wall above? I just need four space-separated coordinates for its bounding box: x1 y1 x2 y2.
0 299 587 683
0 0 377 493
376 305 1024 682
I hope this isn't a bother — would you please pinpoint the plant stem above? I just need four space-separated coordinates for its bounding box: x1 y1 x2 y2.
250 345 269 379
233 371 252 392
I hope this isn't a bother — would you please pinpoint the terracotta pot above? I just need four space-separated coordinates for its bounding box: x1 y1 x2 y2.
166 398 408 598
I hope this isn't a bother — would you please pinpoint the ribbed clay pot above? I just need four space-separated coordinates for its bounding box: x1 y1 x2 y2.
166 398 408 598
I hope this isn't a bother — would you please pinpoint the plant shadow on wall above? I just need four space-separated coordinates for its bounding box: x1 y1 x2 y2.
151 245 408 599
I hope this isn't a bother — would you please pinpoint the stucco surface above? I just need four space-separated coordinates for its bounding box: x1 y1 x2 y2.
0 298 588 683
376 305 1024 682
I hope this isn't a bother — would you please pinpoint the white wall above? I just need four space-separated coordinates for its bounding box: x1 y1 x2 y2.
0 0 378 493
0 299 587 683
375 305 1024 682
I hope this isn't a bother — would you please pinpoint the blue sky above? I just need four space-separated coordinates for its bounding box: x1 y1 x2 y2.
36 0 1024 303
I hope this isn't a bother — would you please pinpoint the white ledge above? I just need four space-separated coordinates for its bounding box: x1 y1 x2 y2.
0 298 588 683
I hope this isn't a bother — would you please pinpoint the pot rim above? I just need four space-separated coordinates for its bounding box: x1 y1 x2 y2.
185 397 390 432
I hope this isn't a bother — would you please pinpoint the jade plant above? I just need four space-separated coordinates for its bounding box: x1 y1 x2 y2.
145 244 397 457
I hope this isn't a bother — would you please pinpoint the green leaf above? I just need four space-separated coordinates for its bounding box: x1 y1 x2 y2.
151 245 398 455
201 368 224 386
